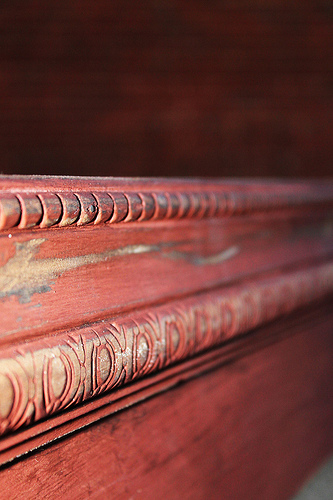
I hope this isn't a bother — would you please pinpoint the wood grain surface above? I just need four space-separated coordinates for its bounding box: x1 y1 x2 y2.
1 303 332 500
0 176 332 496
0 261 332 446
0 178 332 342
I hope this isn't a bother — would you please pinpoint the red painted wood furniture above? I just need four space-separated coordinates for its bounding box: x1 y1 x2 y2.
0 176 332 499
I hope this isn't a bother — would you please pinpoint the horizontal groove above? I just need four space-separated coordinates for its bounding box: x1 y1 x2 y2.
0 299 332 467
3 250 330 348
0 260 332 439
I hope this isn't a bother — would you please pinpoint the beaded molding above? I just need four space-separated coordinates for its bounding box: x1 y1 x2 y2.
0 188 332 230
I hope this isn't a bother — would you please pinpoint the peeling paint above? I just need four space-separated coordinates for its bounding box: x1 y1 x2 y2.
0 238 239 303
164 245 239 266
0 239 162 303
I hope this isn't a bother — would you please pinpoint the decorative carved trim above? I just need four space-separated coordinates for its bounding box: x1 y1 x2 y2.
0 262 332 436
0 187 332 230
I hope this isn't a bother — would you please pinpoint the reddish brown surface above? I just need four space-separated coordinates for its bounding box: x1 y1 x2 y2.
0 176 332 496
0 178 332 343
2 176 331 232
1 263 332 443
0 2 332 178
0 299 330 467
1 214 332 343
1 306 333 500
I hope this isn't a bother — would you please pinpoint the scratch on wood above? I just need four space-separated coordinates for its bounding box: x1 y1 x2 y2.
0 239 239 303
164 246 239 265
0 239 163 303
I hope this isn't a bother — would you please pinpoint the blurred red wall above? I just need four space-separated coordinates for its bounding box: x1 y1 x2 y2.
0 1 332 178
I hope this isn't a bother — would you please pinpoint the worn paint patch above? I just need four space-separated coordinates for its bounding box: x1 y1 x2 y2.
0 239 162 303
0 238 239 303
164 245 239 266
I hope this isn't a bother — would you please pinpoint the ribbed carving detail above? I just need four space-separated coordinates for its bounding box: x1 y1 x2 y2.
0 262 332 435
0 189 332 230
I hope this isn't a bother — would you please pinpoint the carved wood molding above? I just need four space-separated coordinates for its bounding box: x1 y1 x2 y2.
0 261 332 438
0 176 332 466
0 186 332 230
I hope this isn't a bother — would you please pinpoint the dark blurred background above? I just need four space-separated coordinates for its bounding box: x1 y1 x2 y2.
0 1 332 178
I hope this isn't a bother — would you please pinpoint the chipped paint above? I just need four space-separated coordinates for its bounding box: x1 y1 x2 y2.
0 239 162 303
0 238 239 303
164 245 239 266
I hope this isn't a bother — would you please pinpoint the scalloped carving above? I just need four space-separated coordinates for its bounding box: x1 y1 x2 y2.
0 262 332 435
